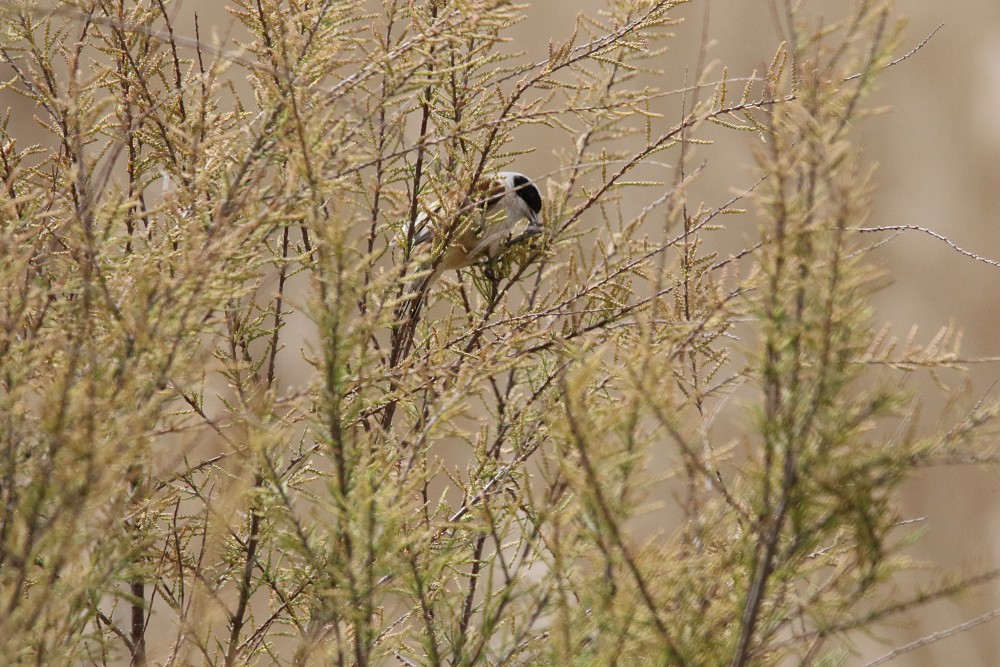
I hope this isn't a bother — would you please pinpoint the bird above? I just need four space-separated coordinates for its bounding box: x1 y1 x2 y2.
400 171 544 290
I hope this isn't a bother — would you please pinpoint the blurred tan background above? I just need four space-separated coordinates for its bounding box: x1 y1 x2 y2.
524 2 1000 664
5 0 999 664
687 3 1000 665
682 3 1000 665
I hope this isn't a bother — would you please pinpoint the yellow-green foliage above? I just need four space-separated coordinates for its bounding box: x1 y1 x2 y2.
0 1 995 666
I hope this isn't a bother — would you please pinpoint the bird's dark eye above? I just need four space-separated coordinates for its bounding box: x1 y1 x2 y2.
512 175 542 214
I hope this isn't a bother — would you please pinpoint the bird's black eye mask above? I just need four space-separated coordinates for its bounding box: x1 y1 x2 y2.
512 174 542 215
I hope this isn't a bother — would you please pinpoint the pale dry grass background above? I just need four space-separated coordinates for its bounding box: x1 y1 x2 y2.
3 1 998 664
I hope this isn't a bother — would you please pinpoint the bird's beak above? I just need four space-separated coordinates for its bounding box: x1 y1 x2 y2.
526 210 542 235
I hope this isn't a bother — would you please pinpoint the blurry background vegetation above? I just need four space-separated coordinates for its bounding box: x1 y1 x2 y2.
2 0 1000 665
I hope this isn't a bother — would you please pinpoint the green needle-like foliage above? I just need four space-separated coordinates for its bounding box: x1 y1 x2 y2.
0 1 995 666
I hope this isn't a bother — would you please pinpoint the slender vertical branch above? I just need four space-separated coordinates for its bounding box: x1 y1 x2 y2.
225 475 264 667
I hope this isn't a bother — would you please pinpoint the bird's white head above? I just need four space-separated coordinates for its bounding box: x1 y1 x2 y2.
494 171 543 233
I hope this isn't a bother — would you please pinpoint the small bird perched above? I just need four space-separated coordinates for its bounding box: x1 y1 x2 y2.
400 171 543 289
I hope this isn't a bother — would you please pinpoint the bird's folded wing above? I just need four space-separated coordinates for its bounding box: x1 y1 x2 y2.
400 204 439 249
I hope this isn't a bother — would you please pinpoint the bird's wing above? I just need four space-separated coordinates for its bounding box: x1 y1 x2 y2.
399 176 504 249
400 204 438 249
